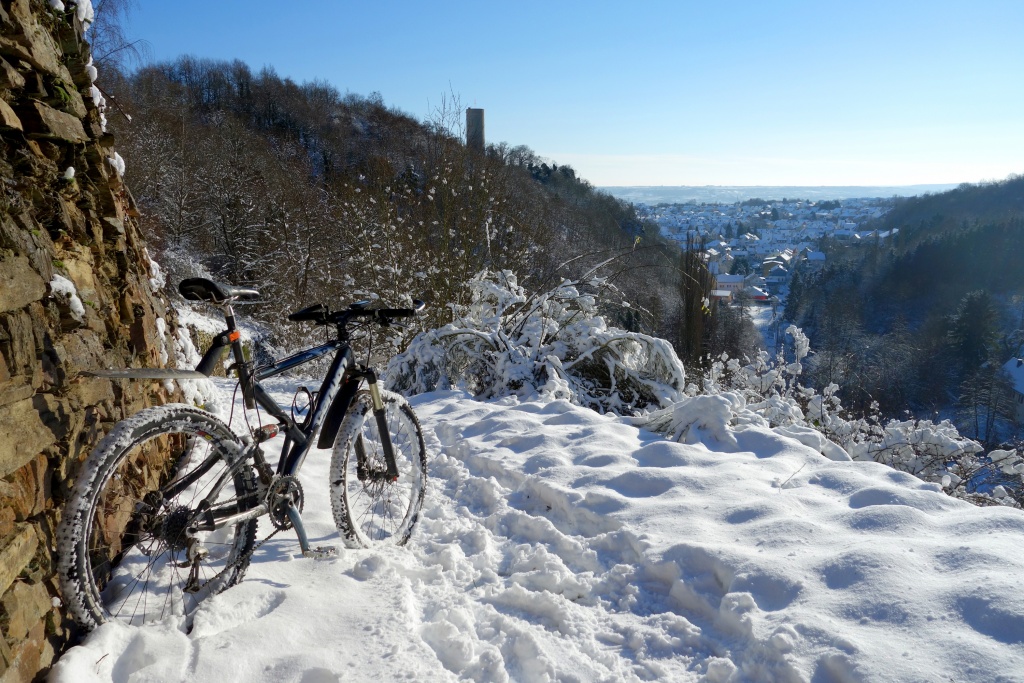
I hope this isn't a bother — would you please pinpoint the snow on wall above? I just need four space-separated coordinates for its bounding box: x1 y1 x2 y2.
49 273 85 321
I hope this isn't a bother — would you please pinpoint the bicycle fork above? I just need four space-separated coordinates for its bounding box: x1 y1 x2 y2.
287 372 395 560
366 372 400 481
266 373 397 560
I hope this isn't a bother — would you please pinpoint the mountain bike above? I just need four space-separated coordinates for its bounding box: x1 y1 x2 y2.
57 278 428 630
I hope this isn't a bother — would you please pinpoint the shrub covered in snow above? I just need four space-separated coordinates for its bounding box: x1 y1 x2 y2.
386 269 686 414
650 327 1024 508
846 417 985 494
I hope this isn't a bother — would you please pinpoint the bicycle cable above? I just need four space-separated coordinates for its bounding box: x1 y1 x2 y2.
228 382 240 428
365 323 374 369
235 373 265 439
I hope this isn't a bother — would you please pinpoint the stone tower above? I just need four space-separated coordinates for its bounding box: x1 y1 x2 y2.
466 107 484 152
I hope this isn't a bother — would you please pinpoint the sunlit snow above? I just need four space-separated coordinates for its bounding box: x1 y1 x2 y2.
48 274 85 321
51 379 1024 682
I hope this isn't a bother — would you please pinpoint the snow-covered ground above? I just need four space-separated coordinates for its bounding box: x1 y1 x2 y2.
52 379 1024 682
745 304 777 355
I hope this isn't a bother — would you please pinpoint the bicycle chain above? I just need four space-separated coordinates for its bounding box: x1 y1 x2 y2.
194 463 308 587
195 471 284 587
203 471 309 584
246 524 282 561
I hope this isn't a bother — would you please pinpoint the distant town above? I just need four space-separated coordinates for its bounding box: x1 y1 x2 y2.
637 196 897 304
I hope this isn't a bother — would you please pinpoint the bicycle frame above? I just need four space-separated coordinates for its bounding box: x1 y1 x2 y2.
181 302 392 467
160 303 399 550
251 339 358 476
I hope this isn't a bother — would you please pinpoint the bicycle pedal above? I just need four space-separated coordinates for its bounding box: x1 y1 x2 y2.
302 546 338 560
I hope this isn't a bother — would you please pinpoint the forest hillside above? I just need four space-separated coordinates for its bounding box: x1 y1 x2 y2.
105 59 688 355
785 176 1024 440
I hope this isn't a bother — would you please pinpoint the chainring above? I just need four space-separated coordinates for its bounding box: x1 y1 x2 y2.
267 475 304 530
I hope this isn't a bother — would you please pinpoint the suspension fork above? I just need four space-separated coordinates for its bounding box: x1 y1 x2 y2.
365 370 399 480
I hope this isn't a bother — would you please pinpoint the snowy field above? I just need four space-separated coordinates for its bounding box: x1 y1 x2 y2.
52 379 1024 682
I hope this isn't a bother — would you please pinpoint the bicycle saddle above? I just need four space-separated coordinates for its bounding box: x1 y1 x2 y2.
179 278 261 303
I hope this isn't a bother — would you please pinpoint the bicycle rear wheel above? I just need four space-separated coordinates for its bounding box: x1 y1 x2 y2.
57 405 258 630
330 391 427 548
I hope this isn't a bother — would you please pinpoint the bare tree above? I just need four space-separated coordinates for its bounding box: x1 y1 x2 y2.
90 0 148 72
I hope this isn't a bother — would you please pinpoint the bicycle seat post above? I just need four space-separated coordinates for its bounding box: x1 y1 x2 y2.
219 301 256 409
221 302 237 331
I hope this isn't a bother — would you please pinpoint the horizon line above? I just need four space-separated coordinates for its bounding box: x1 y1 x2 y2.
597 183 961 189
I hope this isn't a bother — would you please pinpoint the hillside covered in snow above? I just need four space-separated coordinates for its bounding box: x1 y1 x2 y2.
52 379 1024 683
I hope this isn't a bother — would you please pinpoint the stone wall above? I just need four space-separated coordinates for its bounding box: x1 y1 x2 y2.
0 2 179 680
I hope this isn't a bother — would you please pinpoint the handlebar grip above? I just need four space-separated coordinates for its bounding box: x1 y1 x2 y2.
372 301 426 320
374 308 415 319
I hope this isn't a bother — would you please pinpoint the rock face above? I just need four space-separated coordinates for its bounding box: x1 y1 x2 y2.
0 2 181 680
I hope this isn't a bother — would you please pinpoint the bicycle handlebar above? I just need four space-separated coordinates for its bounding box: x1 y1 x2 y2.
287 300 425 327
368 303 423 319
326 299 426 326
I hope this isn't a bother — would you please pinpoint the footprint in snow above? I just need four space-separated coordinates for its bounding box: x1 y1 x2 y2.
188 587 287 638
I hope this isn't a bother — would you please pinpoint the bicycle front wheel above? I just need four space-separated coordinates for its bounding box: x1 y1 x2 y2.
330 390 427 548
57 405 258 630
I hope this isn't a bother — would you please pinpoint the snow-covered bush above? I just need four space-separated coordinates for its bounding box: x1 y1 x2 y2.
386 269 685 414
392 279 1024 507
989 444 1024 506
655 327 1024 507
633 392 763 449
845 417 984 492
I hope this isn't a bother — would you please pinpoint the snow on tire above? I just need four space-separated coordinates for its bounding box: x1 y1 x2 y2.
56 404 258 630
329 391 427 548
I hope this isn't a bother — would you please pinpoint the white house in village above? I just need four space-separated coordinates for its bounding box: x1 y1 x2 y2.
711 289 733 301
714 274 745 293
705 248 722 275
1004 358 1024 423
799 249 827 270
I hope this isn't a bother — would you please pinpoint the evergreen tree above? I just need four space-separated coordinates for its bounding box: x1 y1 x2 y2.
957 365 1016 445
784 271 803 322
947 290 1000 379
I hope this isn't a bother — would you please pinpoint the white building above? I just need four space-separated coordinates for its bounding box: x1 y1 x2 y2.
714 274 745 293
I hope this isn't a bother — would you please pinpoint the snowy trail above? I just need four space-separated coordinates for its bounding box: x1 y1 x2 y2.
745 304 777 355
409 394 804 682
52 382 1024 683
408 397 707 682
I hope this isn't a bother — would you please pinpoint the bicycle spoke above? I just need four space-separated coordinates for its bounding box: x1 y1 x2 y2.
333 393 425 548
60 407 258 629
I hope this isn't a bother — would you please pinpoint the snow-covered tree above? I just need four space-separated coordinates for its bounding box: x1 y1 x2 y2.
387 269 685 414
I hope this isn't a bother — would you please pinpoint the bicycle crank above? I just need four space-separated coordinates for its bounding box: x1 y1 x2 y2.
267 475 304 530
280 502 337 560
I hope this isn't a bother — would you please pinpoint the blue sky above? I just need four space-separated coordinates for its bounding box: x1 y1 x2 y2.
124 1 1023 187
